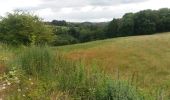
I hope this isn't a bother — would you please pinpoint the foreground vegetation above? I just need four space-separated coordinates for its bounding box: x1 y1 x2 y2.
0 46 151 100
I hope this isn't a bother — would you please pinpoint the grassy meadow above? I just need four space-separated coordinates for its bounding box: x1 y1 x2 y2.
0 32 170 99
0 45 149 99
57 32 170 98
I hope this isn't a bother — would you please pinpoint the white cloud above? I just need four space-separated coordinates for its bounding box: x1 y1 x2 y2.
0 0 170 22
36 8 54 17
60 8 74 14
80 6 94 12
0 0 42 15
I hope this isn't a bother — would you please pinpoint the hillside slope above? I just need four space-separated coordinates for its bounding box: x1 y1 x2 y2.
58 32 170 95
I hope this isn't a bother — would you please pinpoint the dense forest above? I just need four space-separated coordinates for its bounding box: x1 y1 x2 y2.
0 8 170 46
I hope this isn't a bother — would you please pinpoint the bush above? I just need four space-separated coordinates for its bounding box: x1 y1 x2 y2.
0 11 54 45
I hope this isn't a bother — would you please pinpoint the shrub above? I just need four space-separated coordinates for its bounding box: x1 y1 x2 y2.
0 11 54 45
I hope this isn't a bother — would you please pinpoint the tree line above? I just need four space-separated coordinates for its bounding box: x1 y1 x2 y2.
51 8 170 46
0 8 170 46
107 8 170 38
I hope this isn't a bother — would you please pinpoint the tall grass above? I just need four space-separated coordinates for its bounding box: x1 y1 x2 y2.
18 46 56 79
55 57 147 100
5 46 150 99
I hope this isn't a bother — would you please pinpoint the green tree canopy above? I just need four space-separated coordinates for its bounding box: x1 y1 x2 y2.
119 13 134 36
107 8 170 38
107 19 120 37
0 11 54 45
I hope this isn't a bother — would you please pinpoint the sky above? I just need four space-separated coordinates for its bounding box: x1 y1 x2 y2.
0 0 170 22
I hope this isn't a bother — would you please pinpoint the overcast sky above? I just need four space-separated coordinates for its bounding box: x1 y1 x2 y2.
0 0 169 22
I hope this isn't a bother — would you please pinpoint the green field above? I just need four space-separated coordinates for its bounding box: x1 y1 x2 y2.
58 32 170 96
1 32 170 99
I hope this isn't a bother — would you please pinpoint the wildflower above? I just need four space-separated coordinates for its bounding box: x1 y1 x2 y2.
7 82 11 86
23 94 26 97
29 78 32 81
17 89 21 92
14 77 19 80
31 82 34 85
2 86 6 90
3 84 6 86
9 71 15 75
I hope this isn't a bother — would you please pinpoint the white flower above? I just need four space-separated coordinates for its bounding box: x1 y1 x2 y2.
3 84 6 86
2 86 6 90
7 82 11 86
29 78 32 81
14 77 19 80
31 82 34 85
23 94 26 97
17 89 21 92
